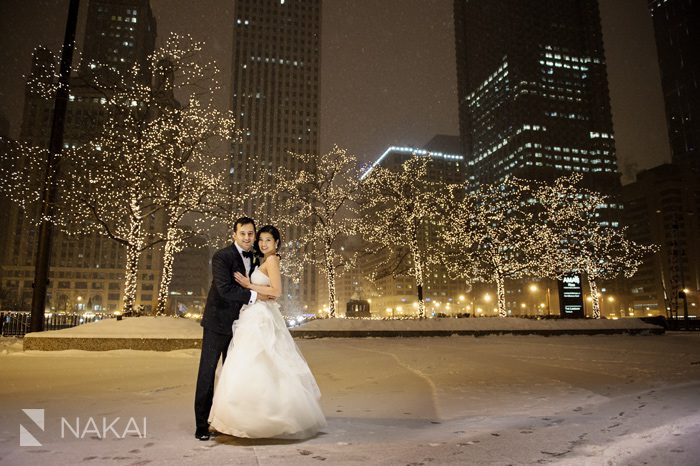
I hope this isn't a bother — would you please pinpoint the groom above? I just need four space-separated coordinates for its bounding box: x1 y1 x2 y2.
194 216 270 440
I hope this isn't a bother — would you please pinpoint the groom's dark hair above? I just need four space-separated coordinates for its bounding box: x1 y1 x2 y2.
233 216 256 232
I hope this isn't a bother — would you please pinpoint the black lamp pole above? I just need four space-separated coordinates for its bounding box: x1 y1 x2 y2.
30 0 81 332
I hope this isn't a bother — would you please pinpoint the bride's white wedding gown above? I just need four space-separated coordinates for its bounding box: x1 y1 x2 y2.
208 268 326 439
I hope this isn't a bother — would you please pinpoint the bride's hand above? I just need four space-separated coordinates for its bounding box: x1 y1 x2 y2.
234 272 251 288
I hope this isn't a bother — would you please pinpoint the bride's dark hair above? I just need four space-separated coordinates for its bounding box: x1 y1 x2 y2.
254 225 282 258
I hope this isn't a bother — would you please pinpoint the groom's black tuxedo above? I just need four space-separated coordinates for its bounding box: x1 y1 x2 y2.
201 243 257 335
195 242 258 433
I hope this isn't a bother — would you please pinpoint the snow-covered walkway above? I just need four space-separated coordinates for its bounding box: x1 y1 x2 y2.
1 334 699 465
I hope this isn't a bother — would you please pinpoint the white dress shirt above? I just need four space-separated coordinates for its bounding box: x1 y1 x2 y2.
234 242 257 305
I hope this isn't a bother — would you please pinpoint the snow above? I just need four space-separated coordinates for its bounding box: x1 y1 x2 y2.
25 316 203 339
2 332 699 465
24 315 660 341
296 316 659 331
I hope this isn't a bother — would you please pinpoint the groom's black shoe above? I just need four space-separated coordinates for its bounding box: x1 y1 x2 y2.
195 426 211 441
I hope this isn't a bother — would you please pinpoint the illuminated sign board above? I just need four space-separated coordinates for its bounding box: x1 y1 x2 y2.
558 273 584 318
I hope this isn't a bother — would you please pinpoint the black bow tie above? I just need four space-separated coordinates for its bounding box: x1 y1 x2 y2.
242 250 254 259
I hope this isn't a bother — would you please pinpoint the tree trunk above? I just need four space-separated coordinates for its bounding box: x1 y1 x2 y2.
122 199 143 314
156 223 179 315
123 242 140 314
410 233 425 318
325 241 337 318
495 272 507 318
587 275 601 319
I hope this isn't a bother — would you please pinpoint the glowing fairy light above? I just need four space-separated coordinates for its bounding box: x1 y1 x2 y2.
360 155 462 319
441 176 558 318
1 33 242 315
535 174 657 319
264 145 365 318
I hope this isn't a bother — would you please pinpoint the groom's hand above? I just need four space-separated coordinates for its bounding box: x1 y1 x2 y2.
234 272 251 288
258 294 276 302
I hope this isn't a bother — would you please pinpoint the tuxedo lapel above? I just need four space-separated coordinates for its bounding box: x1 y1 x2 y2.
230 244 246 276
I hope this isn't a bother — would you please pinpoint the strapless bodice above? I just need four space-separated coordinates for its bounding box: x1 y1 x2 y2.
250 268 270 286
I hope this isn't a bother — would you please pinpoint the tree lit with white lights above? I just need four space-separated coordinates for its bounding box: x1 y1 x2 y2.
361 156 461 318
1 34 241 315
442 177 556 317
536 174 657 319
269 146 364 318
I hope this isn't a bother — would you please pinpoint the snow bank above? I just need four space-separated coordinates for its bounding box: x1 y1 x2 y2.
21 315 662 349
24 316 203 339
22 317 204 351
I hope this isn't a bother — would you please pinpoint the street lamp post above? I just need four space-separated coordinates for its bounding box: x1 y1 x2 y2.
30 0 81 332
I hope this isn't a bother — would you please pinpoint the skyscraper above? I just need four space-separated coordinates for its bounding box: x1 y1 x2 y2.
648 0 699 163
229 0 321 311
0 0 160 313
453 0 621 198
230 0 321 198
80 0 156 82
453 0 626 314
621 159 700 316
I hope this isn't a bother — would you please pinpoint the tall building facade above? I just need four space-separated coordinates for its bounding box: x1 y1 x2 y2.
648 0 699 163
453 0 629 314
622 159 700 316
229 0 321 312
453 0 620 197
80 0 156 81
0 0 161 313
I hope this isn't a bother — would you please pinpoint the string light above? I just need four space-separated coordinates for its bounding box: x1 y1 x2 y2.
1 33 239 315
442 176 557 317
262 145 364 318
535 173 657 318
360 155 462 318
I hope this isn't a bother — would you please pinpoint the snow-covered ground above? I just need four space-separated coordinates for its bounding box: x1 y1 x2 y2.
1 333 699 465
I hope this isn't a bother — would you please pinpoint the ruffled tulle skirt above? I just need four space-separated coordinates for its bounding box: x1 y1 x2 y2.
209 301 326 439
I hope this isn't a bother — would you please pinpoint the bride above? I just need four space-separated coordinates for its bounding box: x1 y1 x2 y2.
208 225 326 439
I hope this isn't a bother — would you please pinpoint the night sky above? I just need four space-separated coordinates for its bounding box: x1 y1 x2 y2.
0 0 670 183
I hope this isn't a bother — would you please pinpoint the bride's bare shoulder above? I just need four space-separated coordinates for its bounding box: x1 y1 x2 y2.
261 255 280 271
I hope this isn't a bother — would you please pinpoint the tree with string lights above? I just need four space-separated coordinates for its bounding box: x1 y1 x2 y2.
442 176 556 318
535 174 656 319
62 97 162 314
141 36 242 315
0 46 70 224
268 146 364 318
61 33 240 314
0 140 47 216
360 155 461 318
